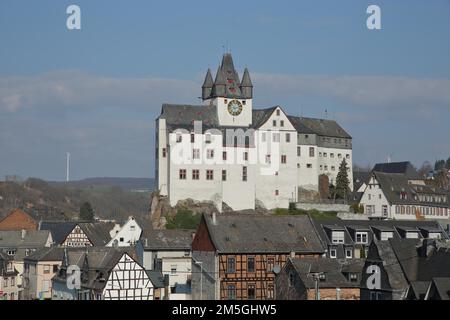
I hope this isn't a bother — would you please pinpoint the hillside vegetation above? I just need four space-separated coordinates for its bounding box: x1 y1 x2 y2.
0 178 151 223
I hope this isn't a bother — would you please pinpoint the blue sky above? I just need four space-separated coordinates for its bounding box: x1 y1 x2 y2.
0 0 449 180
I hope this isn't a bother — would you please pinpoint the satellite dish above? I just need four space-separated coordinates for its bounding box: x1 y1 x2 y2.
272 265 281 274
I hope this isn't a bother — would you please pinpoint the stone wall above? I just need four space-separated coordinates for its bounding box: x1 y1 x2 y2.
295 202 350 212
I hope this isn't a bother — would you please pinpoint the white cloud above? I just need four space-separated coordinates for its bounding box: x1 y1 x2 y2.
252 73 450 109
1 71 449 113
0 70 199 112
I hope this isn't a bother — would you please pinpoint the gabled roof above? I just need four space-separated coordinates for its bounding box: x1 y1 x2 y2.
429 277 450 300
0 208 38 231
373 161 421 180
289 257 364 288
39 221 76 244
202 213 325 254
372 171 450 207
251 107 278 128
0 230 51 248
80 222 113 246
39 221 112 246
52 247 140 290
141 229 193 250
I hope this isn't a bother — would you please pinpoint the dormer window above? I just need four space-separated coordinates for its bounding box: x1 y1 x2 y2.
355 232 368 244
406 231 419 239
332 231 345 244
380 231 393 241
349 273 358 282
318 273 326 281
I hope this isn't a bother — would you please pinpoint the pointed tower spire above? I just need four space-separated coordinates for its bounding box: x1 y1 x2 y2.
212 66 226 97
202 68 213 100
240 67 253 99
81 251 89 283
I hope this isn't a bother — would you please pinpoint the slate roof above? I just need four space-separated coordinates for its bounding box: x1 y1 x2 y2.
370 239 410 293
39 221 76 244
25 246 65 262
80 222 113 246
373 161 421 180
145 270 165 288
203 214 325 254
430 277 450 300
289 116 352 138
52 247 144 290
290 257 364 288
353 171 370 191
158 104 351 139
312 218 448 248
39 221 113 246
0 230 50 248
372 171 450 207
141 229 194 250
408 281 430 299
252 107 278 128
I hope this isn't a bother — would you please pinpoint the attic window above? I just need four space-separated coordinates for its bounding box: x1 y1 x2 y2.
318 273 326 281
276 109 280 116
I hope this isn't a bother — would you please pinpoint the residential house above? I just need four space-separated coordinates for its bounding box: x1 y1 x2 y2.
312 219 448 260
0 208 38 231
0 251 20 300
359 171 449 220
52 247 165 300
106 216 142 247
0 229 52 296
276 257 363 300
191 213 325 300
22 247 64 299
39 221 113 247
141 229 194 300
361 237 450 300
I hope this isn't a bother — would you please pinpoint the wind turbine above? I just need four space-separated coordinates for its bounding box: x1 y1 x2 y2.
66 152 70 182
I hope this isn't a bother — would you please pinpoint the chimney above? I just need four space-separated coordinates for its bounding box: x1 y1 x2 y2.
21 229 27 239
164 274 170 300
212 212 217 225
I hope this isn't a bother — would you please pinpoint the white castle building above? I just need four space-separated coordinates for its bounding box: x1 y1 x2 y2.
155 53 353 211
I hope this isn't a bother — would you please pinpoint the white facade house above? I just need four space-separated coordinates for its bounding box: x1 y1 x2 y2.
359 171 450 220
156 53 353 211
107 216 142 247
141 229 193 300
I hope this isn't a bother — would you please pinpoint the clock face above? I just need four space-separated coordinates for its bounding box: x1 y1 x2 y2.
227 99 243 116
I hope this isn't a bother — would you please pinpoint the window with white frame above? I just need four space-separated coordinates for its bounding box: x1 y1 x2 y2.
330 248 337 258
332 231 345 244
345 248 353 258
355 232 368 244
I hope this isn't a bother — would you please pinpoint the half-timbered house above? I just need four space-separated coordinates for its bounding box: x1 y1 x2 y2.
191 213 325 300
39 221 113 247
51 247 165 300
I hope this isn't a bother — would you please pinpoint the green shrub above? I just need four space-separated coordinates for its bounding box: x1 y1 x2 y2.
166 209 201 230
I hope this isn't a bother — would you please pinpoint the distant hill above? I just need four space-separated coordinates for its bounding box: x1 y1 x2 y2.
49 177 155 192
0 178 154 224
